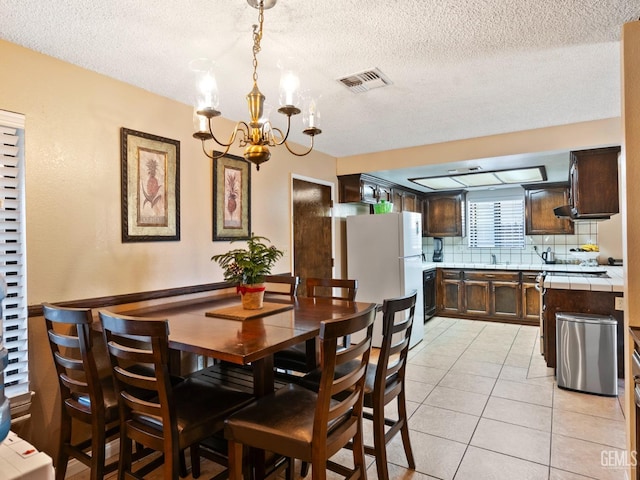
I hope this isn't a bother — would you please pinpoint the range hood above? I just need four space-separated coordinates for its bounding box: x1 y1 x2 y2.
553 205 613 221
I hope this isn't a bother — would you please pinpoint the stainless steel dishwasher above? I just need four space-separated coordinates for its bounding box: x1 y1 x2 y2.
556 312 618 396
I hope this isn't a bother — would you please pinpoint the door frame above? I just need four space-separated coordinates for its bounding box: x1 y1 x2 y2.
290 174 336 277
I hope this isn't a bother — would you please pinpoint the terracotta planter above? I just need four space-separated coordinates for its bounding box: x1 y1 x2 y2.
238 283 266 310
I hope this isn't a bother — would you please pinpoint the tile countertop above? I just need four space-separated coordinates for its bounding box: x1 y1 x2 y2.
422 262 624 293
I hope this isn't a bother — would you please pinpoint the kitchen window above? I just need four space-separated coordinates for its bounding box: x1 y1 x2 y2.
467 188 525 248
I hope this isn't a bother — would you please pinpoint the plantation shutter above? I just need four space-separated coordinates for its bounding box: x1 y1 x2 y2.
0 110 29 400
467 188 525 248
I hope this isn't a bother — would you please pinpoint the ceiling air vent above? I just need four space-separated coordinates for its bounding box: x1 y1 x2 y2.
337 68 392 93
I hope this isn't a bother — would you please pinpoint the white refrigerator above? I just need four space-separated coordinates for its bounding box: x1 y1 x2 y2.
346 211 425 348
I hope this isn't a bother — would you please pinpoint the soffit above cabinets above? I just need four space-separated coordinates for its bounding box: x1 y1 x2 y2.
410 166 547 191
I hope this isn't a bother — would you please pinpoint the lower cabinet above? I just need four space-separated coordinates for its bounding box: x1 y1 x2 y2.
437 269 537 325
440 270 463 313
464 279 491 316
543 288 624 372
492 279 520 318
521 273 541 322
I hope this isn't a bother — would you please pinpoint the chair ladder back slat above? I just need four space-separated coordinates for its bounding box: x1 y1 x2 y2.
59 373 90 393
264 274 300 297
331 362 366 400
306 278 358 301
327 386 360 422
47 330 82 349
113 365 159 392
53 352 85 372
107 341 155 364
120 391 162 418
335 338 370 366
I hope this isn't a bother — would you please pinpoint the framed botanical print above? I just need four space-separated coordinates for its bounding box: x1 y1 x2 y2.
120 128 180 242
213 153 251 241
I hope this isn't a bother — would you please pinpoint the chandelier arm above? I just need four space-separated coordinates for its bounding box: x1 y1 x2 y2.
282 137 316 157
207 119 249 148
269 124 291 146
200 141 232 159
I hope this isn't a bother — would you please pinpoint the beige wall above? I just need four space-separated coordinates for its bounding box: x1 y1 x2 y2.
0 39 339 305
337 118 621 175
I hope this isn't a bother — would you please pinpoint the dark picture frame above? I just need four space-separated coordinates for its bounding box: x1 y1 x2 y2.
213 152 251 241
120 128 180 242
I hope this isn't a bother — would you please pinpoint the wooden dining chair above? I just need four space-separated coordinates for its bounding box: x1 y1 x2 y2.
299 291 417 479
264 274 299 297
43 303 120 480
224 302 376 480
99 310 255 480
361 291 417 479
273 278 358 374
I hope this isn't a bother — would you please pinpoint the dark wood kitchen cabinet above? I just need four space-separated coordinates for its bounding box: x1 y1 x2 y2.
436 268 536 325
338 174 394 204
466 271 520 319
492 279 520 319
423 191 465 237
521 272 541 322
523 183 574 235
338 174 423 213
464 278 490 316
569 146 620 218
392 188 420 213
438 269 463 314
543 288 624 377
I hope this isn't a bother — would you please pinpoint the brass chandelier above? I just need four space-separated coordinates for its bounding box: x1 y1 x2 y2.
192 0 321 170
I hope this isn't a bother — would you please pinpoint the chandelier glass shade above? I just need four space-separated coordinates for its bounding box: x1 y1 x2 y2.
192 0 321 170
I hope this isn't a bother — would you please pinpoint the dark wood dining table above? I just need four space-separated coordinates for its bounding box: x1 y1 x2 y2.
120 292 376 397
117 292 376 479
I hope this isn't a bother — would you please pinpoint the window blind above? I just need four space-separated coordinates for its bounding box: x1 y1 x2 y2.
0 110 28 399
467 189 525 249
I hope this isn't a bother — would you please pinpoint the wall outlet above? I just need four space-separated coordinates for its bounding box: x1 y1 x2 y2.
615 297 624 311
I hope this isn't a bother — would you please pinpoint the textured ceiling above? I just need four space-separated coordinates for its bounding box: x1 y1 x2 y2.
1 0 639 186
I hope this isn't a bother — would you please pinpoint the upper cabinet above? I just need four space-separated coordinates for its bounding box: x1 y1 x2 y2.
338 174 391 204
392 188 420 213
569 147 620 219
523 183 574 235
338 174 422 212
423 191 465 237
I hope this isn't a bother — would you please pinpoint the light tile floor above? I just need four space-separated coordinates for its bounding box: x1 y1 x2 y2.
69 316 629 480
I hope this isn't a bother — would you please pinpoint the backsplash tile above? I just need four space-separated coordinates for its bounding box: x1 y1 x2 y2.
423 221 599 265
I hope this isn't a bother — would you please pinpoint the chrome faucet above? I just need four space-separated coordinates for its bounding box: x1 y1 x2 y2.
491 254 497 265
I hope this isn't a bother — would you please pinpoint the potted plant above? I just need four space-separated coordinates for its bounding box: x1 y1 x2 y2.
211 235 284 310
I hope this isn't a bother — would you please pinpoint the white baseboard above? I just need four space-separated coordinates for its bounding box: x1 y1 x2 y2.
65 438 120 477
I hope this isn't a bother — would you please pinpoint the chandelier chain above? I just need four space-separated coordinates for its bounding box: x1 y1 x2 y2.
251 3 265 84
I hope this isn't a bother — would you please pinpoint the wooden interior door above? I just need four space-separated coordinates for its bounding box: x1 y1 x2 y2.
292 178 333 297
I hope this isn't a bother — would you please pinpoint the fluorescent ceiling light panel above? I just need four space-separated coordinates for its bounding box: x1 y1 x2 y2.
413 177 465 189
494 167 544 183
411 166 547 191
454 172 502 187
